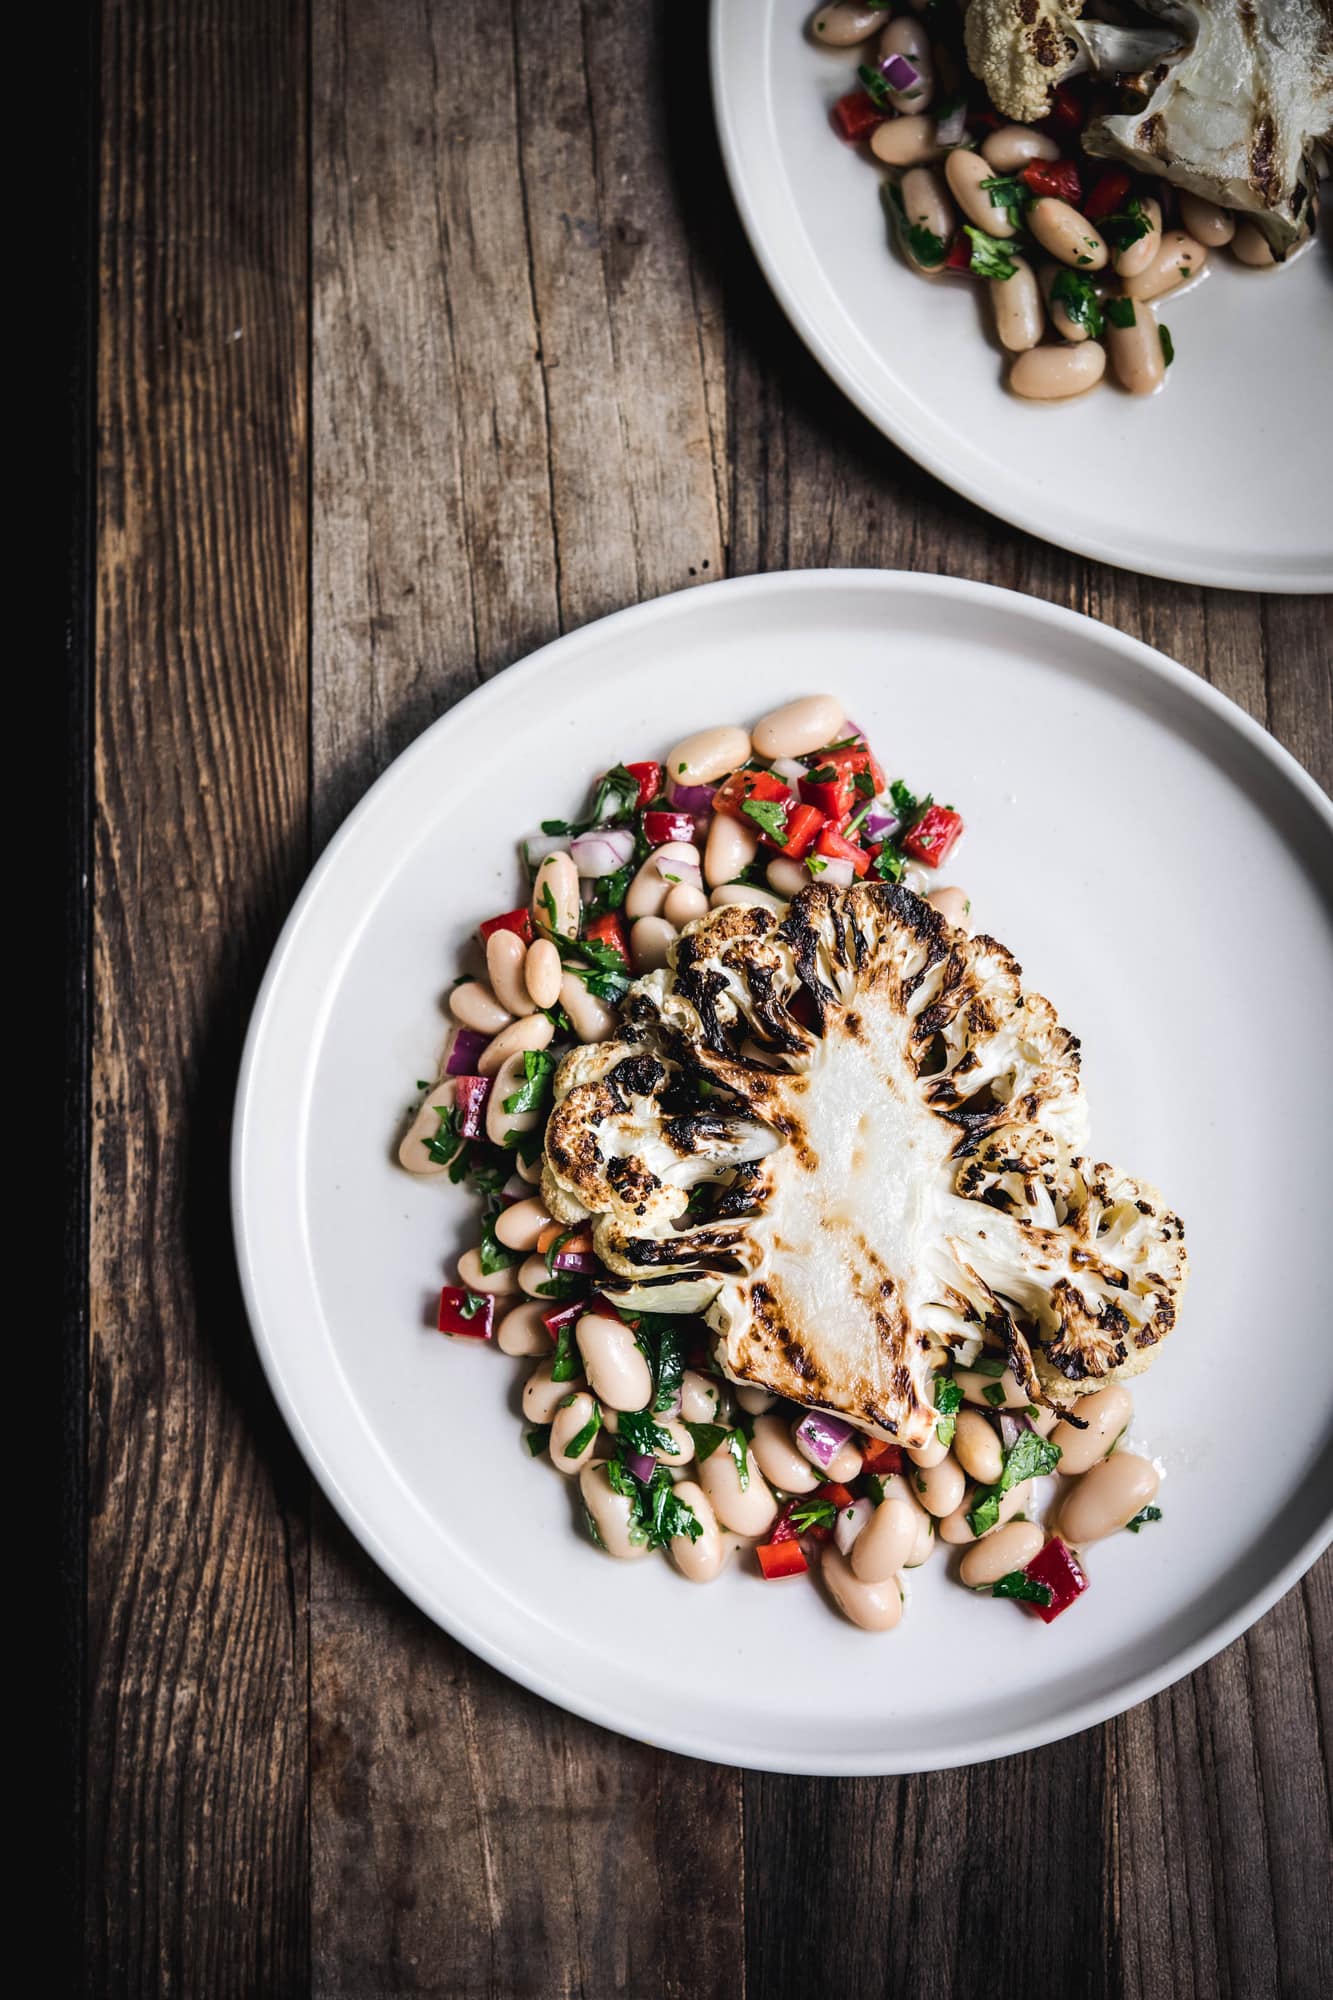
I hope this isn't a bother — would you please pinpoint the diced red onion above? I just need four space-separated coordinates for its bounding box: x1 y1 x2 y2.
445 1027 490 1076
998 1410 1036 1450
769 756 808 784
794 1409 854 1470
880 52 920 91
657 1382 683 1418
935 101 968 147
521 830 569 868
861 804 901 843
500 1173 529 1204
570 826 635 877
815 857 857 890
667 778 717 814
834 1497 873 1557
454 1074 491 1139
626 1449 657 1484
651 845 702 888
553 1249 599 1275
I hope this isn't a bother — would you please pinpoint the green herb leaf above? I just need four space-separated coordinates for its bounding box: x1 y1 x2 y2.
618 1407 680 1459
991 1568 1053 1605
650 1321 685 1414
1125 1505 1163 1533
525 1425 552 1457
1100 197 1150 251
856 61 893 109
1104 294 1137 329
550 1315 582 1382
978 174 1028 226
458 1291 488 1321
741 796 791 844
873 845 905 883
907 221 947 269
964 224 1018 280
972 1354 1007 1378
423 1102 466 1169
983 1382 1008 1408
786 1496 838 1535
479 1209 521 1275
1158 324 1174 367
1049 267 1104 338
684 1420 729 1465
503 1047 557 1117
563 1404 602 1459
725 1429 751 1490
967 1431 1062 1537
934 1372 962 1445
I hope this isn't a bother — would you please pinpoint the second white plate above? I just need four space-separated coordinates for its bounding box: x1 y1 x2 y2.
234 571 1333 1774
711 0 1333 591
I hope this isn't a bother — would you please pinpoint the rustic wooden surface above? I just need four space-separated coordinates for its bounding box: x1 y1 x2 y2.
79 0 1332 1994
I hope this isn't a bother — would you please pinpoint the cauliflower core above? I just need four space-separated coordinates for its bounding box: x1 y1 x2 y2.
542 886 1187 1450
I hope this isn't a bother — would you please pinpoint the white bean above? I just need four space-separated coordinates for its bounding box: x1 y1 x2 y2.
457 1245 521 1297
1051 1385 1133 1476
576 1310 653 1412
1009 342 1106 400
925 885 969 929
523 1358 583 1426
496 1301 550 1357
532 851 580 939
955 1362 1030 1410
478 1010 553 1078
906 1430 949 1469
680 1369 724 1424
711 882 785 914
959 1520 1044 1587
766 856 809 898
750 1414 820 1494
662 882 709 926
485 1049 545 1147
624 856 670 920
876 1474 935 1565
579 1463 651 1559
667 1480 724 1581
494 1195 552 1253
947 147 1017 238
735 1383 776 1415
1060 1453 1159 1544
1113 195 1162 279
704 811 760 888
558 971 617 1044
1040 259 1096 342
822 1545 903 1631
449 980 512 1034
1178 192 1234 247
665 725 750 789
870 115 941 168
652 1417 695 1466
1123 229 1205 300
1232 220 1275 267
939 1477 1033 1545
522 937 562 1010
878 15 933 114
900 166 953 267
810 4 884 48
990 255 1042 351
1106 296 1165 396
398 1078 455 1175
698 1438 778 1536
550 1391 601 1473
517 1254 557 1299
486 928 536 1018
912 1454 966 1519
952 1409 1003 1486
751 694 844 761
1028 197 1108 271
981 124 1059 172
630 916 677 973
850 1498 918 1583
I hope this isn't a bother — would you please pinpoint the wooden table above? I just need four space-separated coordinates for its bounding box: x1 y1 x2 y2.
75 2 1332 1992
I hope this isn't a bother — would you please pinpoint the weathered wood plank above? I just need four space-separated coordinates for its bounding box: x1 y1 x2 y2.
88 0 311 1991
309 3 739 1990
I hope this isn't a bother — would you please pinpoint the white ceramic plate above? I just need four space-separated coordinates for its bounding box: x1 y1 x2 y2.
710 1 1333 592
234 571 1333 1774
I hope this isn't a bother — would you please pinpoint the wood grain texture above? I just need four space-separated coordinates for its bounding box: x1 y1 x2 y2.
85 0 1331 1991
89 0 311 1990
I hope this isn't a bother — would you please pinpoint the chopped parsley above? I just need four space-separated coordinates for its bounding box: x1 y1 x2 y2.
741 796 791 845
978 174 1028 226
1125 1505 1163 1533
991 1569 1053 1606
1159 324 1174 367
983 1382 1008 1408
1104 294 1137 330
562 1402 602 1460
457 1291 489 1321
683 1421 749 1487
1100 198 1150 251
963 224 1019 280
605 1451 702 1549
541 763 640 839
1049 267 1103 338
967 1430 1062 1537
646 1318 685 1414
618 1407 681 1459
550 1315 582 1382
525 1425 551 1457
873 845 905 883
907 222 947 269
856 61 894 109
479 1207 521 1275
502 1047 557 1117
934 1372 963 1446
971 1353 1007 1377
547 927 631 1004
786 1496 838 1534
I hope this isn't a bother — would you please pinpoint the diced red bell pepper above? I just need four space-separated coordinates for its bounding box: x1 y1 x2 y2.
902 805 964 868
1083 167 1132 223
453 1073 491 1139
815 824 871 878
541 1297 585 1342
860 1439 905 1477
1020 158 1082 204
1023 1536 1088 1623
625 760 663 810
643 808 697 847
799 743 884 822
815 1482 855 1511
778 802 826 859
585 911 630 963
437 1286 495 1339
831 90 885 144
479 907 534 946
769 1501 803 1545
1043 81 1087 138
712 768 799 848
944 234 975 273
757 1538 809 1580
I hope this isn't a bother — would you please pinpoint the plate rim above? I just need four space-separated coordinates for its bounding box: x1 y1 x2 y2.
233 568 1333 1775
707 0 1332 595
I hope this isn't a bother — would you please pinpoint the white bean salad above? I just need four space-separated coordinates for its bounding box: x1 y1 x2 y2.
400 695 1163 1629
812 2 1292 402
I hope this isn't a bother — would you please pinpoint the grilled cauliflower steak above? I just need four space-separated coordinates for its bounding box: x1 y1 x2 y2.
543 886 1187 1451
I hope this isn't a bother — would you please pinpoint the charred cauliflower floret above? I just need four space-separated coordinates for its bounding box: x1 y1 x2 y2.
543 886 1187 1450
963 0 1182 126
